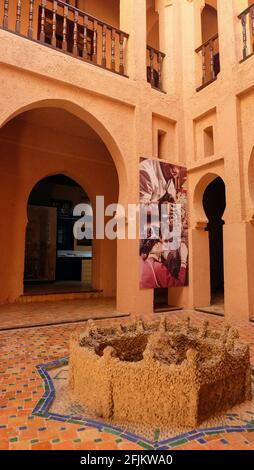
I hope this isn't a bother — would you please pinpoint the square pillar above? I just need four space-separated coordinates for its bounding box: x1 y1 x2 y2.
223 222 250 321
178 0 205 96
155 0 176 93
120 0 147 82
190 225 211 308
116 106 154 316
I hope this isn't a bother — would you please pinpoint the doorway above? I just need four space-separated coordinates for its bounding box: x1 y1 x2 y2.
202 176 226 313
24 174 93 295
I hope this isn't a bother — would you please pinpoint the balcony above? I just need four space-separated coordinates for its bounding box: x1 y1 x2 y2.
195 34 220 92
239 2 254 62
146 44 165 92
0 0 129 77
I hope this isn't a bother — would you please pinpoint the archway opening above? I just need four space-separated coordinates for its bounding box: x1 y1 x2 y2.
0 105 120 304
24 174 93 295
201 2 218 44
203 176 226 311
199 2 220 87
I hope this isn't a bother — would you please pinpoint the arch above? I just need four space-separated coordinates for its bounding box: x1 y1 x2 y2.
24 171 94 223
193 172 224 224
24 170 96 226
0 103 121 302
24 173 93 290
204 0 217 11
248 146 254 209
201 3 218 43
0 99 128 207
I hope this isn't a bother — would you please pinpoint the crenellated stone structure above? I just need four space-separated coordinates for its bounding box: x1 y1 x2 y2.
69 317 252 428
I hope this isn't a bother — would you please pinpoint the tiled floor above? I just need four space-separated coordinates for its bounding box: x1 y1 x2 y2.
0 309 254 450
0 298 129 331
195 292 225 316
24 282 94 295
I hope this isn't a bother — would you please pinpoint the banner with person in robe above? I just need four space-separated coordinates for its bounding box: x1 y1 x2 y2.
139 158 188 289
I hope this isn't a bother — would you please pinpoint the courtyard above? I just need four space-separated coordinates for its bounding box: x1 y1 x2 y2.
0 305 254 451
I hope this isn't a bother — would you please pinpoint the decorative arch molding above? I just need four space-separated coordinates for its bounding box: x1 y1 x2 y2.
0 99 128 208
248 145 254 218
24 171 95 227
193 172 226 227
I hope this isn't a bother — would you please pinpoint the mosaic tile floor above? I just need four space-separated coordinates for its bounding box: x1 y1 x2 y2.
0 310 254 450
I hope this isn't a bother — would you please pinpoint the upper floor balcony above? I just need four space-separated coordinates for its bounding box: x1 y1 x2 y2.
239 2 254 62
0 0 166 92
195 1 254 92
195 1 220 91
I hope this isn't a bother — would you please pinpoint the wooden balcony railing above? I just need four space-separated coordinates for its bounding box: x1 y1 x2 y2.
0 0 129 76
238 3 254 62
146 45 166 91
195 33 220 91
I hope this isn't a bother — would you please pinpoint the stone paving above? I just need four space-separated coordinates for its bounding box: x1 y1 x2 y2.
0 309 254 450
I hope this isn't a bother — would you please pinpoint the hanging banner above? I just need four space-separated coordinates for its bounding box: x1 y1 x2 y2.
139 158 188 289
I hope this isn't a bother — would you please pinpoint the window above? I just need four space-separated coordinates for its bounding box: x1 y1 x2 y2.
158 129 167 159
203 126 214 157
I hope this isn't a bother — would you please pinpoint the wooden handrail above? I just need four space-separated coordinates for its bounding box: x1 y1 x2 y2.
195 33 219 53
146 44 166 58
146 45 166 91
46 0 129 38
1 0 129 77
238 2 254 19
195 33 220 91
238 3 254 61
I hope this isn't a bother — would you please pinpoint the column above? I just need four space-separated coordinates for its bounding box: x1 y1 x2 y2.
120 0 147 83
116 106 154 315
217 93 250 321
179 0 205 97
155 0 176 93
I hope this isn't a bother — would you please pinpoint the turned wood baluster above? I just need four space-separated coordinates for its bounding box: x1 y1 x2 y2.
111 28 116 70
157 52 162 90
28 0 34 38
51 0 57 48
39 0 46 42
201 45 206 85
209 39 215 80
92 20 98 63
119 33 124 75
83 15 88 59
73 10 78 56
62 5 68 52
15 0 22 34
150 48 155 87
251 7 254 53
102 24 107 68
241 14 247 59
3 0 9 29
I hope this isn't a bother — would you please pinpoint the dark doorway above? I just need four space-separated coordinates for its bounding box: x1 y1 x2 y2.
24 174 92 294
203 177 226 306
154 288 169 311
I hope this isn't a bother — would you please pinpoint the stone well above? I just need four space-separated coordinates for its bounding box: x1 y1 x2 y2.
69 317 252 428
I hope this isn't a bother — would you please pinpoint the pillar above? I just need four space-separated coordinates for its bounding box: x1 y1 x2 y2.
116 105 154 315
155 0 176 93
120 0 147 83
